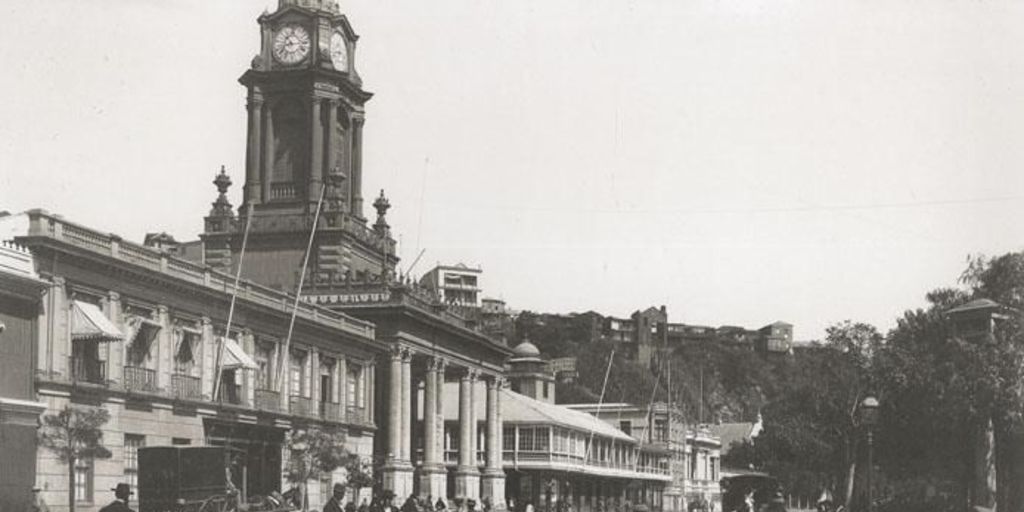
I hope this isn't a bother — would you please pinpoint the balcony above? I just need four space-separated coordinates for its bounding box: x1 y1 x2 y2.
320 401 343 422
70 357 106 385
269 182 298 201
289 395 315 417
346 404 367 424
171 374 202 400
255 389 280 412
124 366 157 393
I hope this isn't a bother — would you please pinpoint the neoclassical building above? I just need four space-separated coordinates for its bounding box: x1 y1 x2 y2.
4 210 380 512
175 0 513 504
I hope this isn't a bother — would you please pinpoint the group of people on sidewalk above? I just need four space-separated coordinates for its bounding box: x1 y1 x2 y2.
323 484 500 512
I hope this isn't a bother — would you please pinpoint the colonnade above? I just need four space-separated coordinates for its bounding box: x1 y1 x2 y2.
381 344 505 507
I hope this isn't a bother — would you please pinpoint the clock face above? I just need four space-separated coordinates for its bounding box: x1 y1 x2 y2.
329 31 348 71
273 24 311 65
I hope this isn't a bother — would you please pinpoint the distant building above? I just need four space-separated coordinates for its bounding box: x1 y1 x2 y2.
756 322 793 354
420 264 483 307
547 357 578 384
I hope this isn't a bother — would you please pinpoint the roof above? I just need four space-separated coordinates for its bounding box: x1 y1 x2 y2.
72 300 124 343
512 341 541 358
441 384 635 443
709 422 757 455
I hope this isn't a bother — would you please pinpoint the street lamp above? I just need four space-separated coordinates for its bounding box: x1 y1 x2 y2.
859 396 880 512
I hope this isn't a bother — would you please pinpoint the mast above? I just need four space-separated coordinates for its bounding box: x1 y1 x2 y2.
212 169 255 401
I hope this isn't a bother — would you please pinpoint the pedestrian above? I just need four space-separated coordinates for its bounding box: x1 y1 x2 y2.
467 499 478 512
359 498 371 512
347 501 359 512
99 484 134 512
325 483 347 512
525 501 535 512
436 497 448 511
402 494 420 512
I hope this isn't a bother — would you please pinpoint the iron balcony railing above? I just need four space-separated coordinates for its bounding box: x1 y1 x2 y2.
123 366 157 393
171 373 202 400
70 356 106 385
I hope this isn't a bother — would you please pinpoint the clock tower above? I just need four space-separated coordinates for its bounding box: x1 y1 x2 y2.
200 0 396 291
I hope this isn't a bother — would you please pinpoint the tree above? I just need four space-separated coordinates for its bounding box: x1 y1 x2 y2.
38 405 113 512
344 455 373 502
285 426 356 511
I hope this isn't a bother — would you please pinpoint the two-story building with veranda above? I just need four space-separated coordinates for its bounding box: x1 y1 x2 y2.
488 342 672 512
4 210 381 512
567 402 723 512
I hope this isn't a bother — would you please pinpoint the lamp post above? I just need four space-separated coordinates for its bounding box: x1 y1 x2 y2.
859 396 880 512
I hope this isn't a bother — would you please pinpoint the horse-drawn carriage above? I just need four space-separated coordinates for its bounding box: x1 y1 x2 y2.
138 446 293 512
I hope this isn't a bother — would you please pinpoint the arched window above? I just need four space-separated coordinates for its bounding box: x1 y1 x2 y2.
271 97 308 185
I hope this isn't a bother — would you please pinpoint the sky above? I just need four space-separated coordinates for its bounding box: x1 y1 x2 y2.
2 0 1023 340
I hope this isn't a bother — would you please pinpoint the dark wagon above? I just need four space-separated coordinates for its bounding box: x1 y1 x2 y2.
138 446 292 512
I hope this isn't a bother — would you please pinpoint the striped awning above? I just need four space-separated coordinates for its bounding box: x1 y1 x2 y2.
71 300 124 343
221 337 259 370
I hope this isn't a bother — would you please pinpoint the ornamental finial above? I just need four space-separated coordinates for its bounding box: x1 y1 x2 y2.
210 165 233 217
373 189 391 234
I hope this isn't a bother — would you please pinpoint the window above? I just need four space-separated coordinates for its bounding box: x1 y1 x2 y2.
542 382 549 399
320 358 335 403
255 343 274 389
535 427 550 452
290 350 307 397
125 308 161 366
620 421 632 437
518 427 534 451
347 364 363 407
174 327 200 375
172 437 191 446
74 458 93 503
503 427 515 451
124 434 145 496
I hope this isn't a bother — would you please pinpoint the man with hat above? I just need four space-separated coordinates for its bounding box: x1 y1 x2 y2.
324 483 347 512
99 483 134 512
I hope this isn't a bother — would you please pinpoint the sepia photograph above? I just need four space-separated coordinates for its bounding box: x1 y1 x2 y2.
1 1 1023 512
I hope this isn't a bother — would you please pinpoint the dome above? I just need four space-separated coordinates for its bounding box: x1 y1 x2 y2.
512 340 541 358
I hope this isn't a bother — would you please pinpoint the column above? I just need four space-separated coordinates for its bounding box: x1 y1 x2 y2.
326 100 338 175
482 377 507 510
262 103 274 201
401 349 412 463
350 115 365 218
311 347 321 415
245 95 263 205
105 292 123 384
419 357 447 499
309 96 324 204
383 346 414 498
338 356 347 421
456 368 480 500
387 346 402 461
